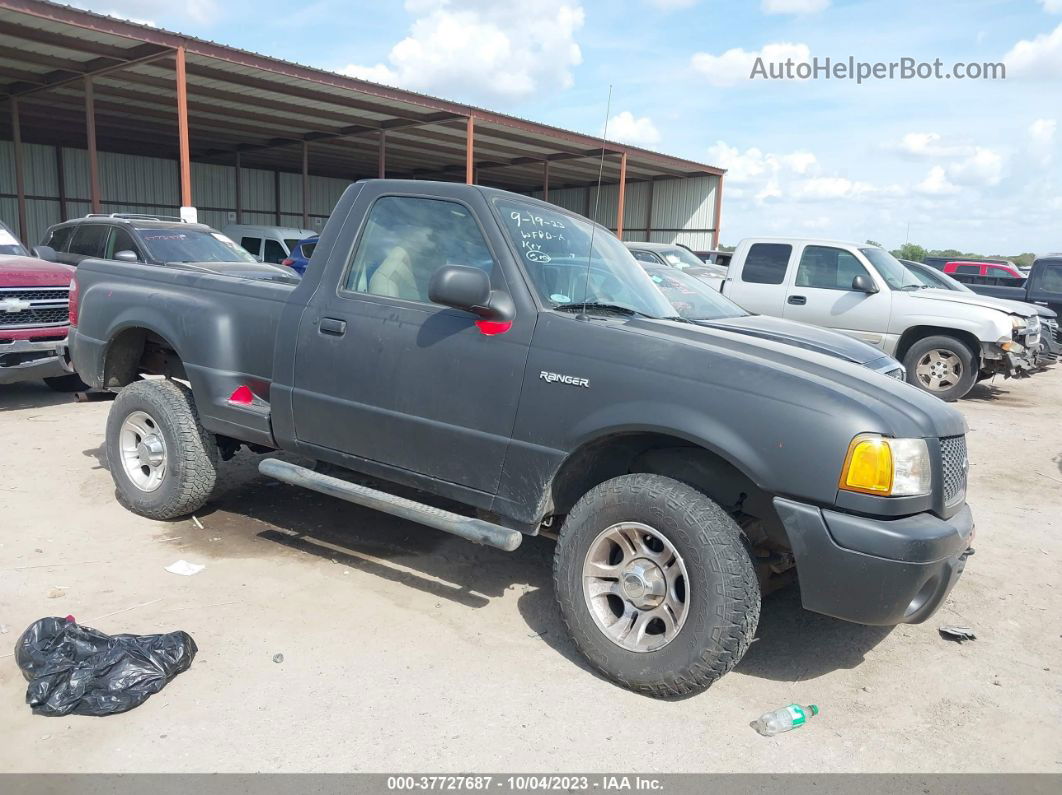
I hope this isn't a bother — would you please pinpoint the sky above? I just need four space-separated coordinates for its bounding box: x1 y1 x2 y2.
75 0 1062 253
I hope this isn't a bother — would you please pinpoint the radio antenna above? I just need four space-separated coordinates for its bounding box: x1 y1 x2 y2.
578 84 613 320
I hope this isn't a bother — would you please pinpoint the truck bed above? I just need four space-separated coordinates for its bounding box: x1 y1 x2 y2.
71 258 297 448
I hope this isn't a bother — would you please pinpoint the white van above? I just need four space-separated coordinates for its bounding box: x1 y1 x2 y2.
223 224 315 265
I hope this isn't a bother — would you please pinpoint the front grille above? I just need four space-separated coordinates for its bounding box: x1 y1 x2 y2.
940 435 968 507
0 288 68 302
1047 318 1061 344
0 286 69 329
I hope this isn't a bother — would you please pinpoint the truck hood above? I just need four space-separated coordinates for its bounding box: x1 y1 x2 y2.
617 316 967 439
910 287 1035 317
693 314 891 367
0 255 74 286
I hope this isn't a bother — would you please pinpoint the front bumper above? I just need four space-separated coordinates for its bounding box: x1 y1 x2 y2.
0 337 72 385
774 497 974 626
981 341 1037 379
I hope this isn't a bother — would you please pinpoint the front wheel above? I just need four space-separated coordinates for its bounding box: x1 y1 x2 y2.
903 335 978 401
553 474 760 698
105 379 219 520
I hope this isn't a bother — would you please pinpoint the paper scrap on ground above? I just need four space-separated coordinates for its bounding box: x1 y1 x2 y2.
165 560 205 576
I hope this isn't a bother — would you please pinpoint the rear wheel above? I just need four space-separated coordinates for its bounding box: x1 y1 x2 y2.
553 473 759 698
106 379 218 520
903 335 977 401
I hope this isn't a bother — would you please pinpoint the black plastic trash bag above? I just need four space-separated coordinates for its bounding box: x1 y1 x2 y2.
15 616 197 717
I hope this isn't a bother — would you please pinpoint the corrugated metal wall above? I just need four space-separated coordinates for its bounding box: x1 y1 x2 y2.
0 139 721 250
0 140 351 245
531 174 719 249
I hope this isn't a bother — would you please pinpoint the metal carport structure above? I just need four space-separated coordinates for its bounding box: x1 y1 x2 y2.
0 0 724 248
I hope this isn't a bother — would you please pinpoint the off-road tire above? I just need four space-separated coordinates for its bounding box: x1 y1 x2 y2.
553 473 760 698
106 379 218 520
903 335 978 402
43 373 88 392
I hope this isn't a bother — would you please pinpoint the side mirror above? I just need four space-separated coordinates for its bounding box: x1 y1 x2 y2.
852 274 879 294
429 265 514 323
32 245 56 262
114 250 139 263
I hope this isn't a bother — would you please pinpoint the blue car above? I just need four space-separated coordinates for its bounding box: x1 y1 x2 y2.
282 235 318 275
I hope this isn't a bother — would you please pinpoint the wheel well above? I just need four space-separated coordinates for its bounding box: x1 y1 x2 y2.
548 432 773 524
103 328 186 387
896 326 981 363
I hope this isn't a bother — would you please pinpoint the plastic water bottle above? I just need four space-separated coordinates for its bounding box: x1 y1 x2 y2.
751 704 819 736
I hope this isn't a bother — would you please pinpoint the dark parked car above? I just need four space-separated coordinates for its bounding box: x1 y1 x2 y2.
641 264 906 378
39 214 260 268
71 179 974 698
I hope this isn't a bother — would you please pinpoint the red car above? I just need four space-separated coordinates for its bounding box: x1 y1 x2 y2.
0 222 83 390
944 260 1025 279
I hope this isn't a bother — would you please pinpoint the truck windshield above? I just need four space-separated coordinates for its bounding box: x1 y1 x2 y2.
494 198 676 319
137 229 258 264
860 248 925 290
643 265 746 320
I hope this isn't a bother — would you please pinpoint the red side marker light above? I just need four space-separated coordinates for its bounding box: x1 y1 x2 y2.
475 320 512 336
281 258 294 267
228 385 255 405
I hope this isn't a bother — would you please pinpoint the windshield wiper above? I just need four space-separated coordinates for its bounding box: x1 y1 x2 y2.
555 302 656 319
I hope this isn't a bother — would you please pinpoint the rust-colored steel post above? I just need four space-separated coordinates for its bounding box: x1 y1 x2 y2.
234 150 243 224
465 115 474 184
175 46 192 208
542 159 550 201
713 174 724 249
11 97 27 244
84 76 101 214
616 152 628 239
378 130 387 179
301 140 310 229
273 170 281 225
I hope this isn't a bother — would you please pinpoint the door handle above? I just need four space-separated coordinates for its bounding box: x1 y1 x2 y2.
320 317 347 336
787 295 807 305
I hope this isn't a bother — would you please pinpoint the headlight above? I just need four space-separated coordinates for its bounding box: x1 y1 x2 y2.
997 337 1025 353
839 434 931 497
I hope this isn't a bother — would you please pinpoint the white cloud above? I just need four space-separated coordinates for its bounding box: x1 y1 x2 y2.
1041 0 1062 13
707 141 818 185
791 177 877 200
339 1 585 105
1003 22 1062 79
691 42 811 87
915 166 960 196
605 111 661 146
762 0 829 14
72 0 214 24
896 132 973 158
1029 118 1057 145
946 147 1005 186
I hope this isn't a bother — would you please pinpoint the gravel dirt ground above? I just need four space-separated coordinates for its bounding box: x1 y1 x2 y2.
1 372 1060 773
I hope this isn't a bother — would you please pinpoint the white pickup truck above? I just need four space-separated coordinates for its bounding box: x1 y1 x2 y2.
720 237 1041 400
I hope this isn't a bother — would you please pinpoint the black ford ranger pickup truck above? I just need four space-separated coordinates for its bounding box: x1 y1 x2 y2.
70 180 975 698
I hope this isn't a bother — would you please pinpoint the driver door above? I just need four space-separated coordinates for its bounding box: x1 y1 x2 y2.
291 192 533 495
782 244 892 349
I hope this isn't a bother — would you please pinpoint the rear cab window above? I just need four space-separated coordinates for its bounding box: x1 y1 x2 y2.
740 243 792 285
